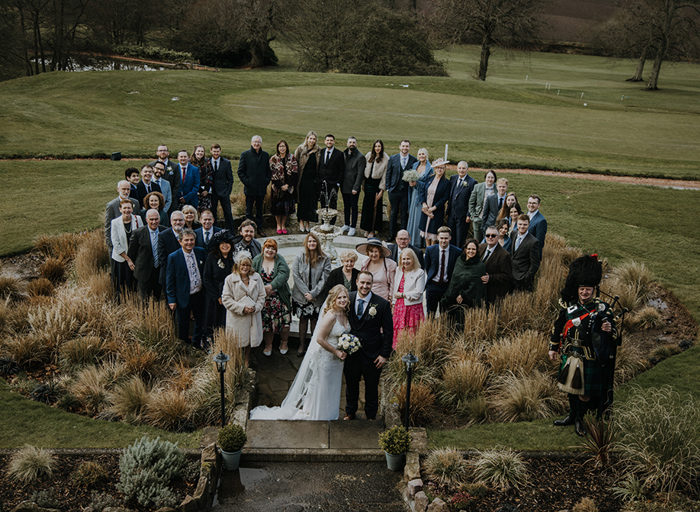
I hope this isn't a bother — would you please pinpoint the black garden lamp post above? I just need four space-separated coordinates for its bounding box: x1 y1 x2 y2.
213 351 230 427
401 351 419 429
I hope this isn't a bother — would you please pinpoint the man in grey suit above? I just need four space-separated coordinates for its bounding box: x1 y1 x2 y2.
482 178 508 235
385 140 418 241
510 214 541 292
128 209 165 301
341 137 365 236
105 180 140 251
209 143 235 231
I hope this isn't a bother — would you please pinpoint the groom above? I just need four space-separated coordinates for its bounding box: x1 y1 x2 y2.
344 271 393 420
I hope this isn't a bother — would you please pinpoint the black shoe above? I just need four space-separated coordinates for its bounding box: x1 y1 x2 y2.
575 418 587 437
553 414 574 427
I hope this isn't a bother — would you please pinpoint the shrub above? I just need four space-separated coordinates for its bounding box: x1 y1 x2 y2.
30 488 60 508
118 341 160 380
217 423 247 452
35 232 83 260
40 258 67 283
394 380 436 426
114 44 193 63
0 274 23 299
56 392 81 411
6 445 57 485
607 260 657 312
144 387 193 432
0 356 22 376
573 497 599 512
70 365 112 414
424 448 469 489
611 473 647 502
488 371 566 422
438 359 488 412
70 461 109 489
486 330 547 376
614 386 700 494
109 375 150 419
4 333 51 367
29 379 63 405
471 448 529 490
630 306 664 330
117 436 186 509
26 278 54 297
378 425 412 455
88 491 120 512
60 336 106 371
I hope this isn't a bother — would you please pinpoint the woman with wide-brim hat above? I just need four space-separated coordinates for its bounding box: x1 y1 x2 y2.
202 229 237 350
356 237 397 301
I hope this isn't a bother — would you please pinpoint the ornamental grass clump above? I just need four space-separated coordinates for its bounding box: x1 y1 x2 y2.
388 316 449 388
40 258 67 283
394 380 435 426
117 436 185 509
109 375 150 419
488 370 566 422
471 448 529 491
438 359 488 413
424 448 469 488
34 232 83 261
143 387 193 432
0 274 23 299
629 305 664 331
6 445 57 485
70 461 109 489
606 260 657 313
614 386 700 494
486 330 547 376
60 336 106 371
26 277 54 298
378 425 412 455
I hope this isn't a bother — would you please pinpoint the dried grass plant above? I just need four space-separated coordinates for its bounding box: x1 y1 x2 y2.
471 448 529 491
628 306 664 331
143 387 192 431
229 191 247 216
533 259 568 317
109 375 150 420
393 380 436 426
488 371 567 423
59 336 106 371
424 448 470 489
6 445 57 485
438 359 489 412
496 292 540 336
70 365 113 414
74 231 110 283
39 258 67 283
2 333 51 367
34 232 83 261
605 261 658 313
486 330 548 376
459 306 499 343
168 359 194 392
26 278 54 298
572 497 599 512
614 342 647 388
125 295 179 357
117 341 161 381
0 274 23 300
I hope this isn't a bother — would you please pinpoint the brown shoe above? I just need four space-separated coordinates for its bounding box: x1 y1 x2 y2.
343 413 355 421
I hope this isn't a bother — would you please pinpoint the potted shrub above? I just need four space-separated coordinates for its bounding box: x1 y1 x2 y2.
217 423 247 471
378 425 412 471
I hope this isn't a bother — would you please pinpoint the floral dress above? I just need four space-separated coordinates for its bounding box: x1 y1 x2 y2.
392 274 425 349
260 267 291 333
198 160 213 211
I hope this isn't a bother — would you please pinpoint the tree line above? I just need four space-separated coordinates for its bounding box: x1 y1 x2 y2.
1 0 698 90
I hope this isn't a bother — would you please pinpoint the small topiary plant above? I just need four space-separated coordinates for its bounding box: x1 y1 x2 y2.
218 423 247 453
116 436 185 508
6 445 57 485
378 425 412 455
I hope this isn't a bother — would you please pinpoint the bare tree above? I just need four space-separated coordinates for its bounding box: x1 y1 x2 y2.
431 0 546 80
236 0 276 68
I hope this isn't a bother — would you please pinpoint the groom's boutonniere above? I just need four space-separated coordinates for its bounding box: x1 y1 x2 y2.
166 165 174 174
368 304 378 318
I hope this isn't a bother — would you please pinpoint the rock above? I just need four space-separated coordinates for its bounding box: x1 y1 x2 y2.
201 442 217 464
404 451 421 481
414 492 429 512
407 478 423 496
11 502 61 512
427 497 448 511
103 507 133 512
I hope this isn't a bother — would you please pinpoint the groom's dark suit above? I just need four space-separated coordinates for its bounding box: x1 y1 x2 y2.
345 291 393 420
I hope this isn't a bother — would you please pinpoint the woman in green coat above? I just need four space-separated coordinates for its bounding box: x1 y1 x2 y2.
252 238 292 356
441 238 487 327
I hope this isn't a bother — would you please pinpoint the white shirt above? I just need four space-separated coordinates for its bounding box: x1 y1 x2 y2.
528 209 539 220
432 247 449 283
211 157 220 170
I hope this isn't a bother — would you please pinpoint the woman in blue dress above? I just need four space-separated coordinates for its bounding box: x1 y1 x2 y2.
406 148 433 248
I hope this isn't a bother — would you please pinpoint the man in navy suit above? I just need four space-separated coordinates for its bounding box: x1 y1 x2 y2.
149 145 180 217
447 161 477 249
195 210 222 250
317 134 345 225
526 194 548 248
209 144 235 231
128 209 166 301
176 149 200 208
158 210 186 289
166 228 206 346
424 226 462 316
387 230 424 269
385 140 418 241
126 167 141 204
510 214 541 292
344 271 393 421
135 165 162 209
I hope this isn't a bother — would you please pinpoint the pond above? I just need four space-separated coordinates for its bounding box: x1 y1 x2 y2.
31 54 166 72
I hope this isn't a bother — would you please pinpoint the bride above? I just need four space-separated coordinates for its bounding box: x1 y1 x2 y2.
249 284 350 421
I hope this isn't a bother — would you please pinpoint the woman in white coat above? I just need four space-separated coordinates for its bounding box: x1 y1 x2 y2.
110 199 143 298
222 250 266 366
391 248 425 349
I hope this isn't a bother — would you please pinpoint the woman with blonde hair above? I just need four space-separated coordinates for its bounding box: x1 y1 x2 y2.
392 247 425 348
322 250 359 296
420 158 451 246
292 232 331 356
222 250 266 366
294 130 321 232
181 204 201 230
406 147 433 248
250 284 351 421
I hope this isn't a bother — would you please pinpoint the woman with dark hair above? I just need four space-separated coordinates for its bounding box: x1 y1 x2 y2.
406 148 433 248
191 144 213 214
469 169 498 242
202 229 236 349
497 192 519 221
270 140 299 234
508 202 522 235
291 232 331 356
496 218 512 252
253 238 292 356
420 158 451 247
360 140 390 238
440 238 487 327
141 191 168 226
295 131 321 233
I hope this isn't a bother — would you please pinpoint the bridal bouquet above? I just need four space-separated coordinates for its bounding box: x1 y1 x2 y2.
402 170 421 183
337 333 361 360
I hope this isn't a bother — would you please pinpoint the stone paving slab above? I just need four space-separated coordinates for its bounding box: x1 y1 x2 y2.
330 419 383 450
246 420 329 449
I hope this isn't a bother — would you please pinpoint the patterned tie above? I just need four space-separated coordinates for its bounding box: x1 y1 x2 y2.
188 252 199 290
483 249 491 262
151 230 159 267
205 231 210 245
357 299 365 317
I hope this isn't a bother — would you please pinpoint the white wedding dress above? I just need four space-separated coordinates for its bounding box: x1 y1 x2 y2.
249 318 348 421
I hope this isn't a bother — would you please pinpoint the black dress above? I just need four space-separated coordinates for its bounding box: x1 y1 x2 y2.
298 152 318 223
360 177 382 232
203 251 234 342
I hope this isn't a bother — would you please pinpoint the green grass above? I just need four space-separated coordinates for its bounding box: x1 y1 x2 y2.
0 380 201 449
